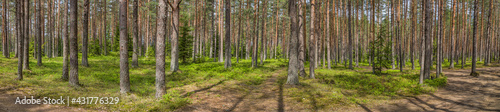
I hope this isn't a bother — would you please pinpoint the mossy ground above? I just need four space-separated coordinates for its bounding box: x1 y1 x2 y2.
1 52 483 111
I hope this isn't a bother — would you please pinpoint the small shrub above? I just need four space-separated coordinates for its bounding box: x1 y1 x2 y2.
160 90 191 110
425 76 447 87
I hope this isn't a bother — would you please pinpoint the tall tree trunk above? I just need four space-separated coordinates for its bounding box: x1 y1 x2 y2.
484 0 493 66
169 0 181 72
450 0 456 69
155 0 167 98
37 0 42 66
218 0 223 62
61 0 68 80
410 0 415 70
298 0 306 77
309 0 316 78
16 0 24 80
224 0 231 69
348 0 353 70
103 0 107 55
424 0 433 79
193 0 198 62
260 0 267 65
82 0 89 67
470 0 478 76
119 0 130 93
69 0 79 86
132 0 139 67
327 0 331 69
251 0 259 68
22 0 29 70
236 0 241 63
287 0 299 85
2 0 8 58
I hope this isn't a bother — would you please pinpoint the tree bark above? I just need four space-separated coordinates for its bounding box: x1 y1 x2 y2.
132 0 139 67
16 0 24 80
424 0 432 79
327 0 331 69
471 0 478 75
119 0 130 93
103 0 107 55
169 0 181 72
224 0 231 69
61 0 68 80
450 0 456 69
287 0 299 85
69 0 79 86
2 0 8 58
348 0 353 70
309 0 316 78
155 0 167 98
22 0 29 70
298 0 306 77
82 0 89 67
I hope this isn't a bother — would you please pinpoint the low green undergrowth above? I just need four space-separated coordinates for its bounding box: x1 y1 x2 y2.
0 53 286 111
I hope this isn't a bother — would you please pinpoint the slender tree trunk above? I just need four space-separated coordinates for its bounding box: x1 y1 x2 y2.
103 0 107 55
69 0 79 86
132 0 139 67
16 0 24 80
22 0 29 70
236 0 241 63
218 0 223 62
484 0 493 66
287 0 299 85
410 0 415 70
450 0 456 69
327 0 331 69
224 0 231 69
424 0 433 79
37 0 42 66
252 0 259 68
260 0 267 65
155 0 167 98
169 0 181 72
309 0 316 78
119 0 130 93
298 0 306 77
61 0 68 80
470 0 478 76
2 0 8 58
348 0 353 70
82 0 89 67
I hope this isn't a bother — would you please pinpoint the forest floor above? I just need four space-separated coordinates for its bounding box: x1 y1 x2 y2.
347 66 500 112
1 53 499 111
174 66 500 112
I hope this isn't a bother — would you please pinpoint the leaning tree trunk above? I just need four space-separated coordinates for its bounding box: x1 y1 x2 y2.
155 0 167 98
69 0 79 86
119 0 130 93
224 0 231 69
